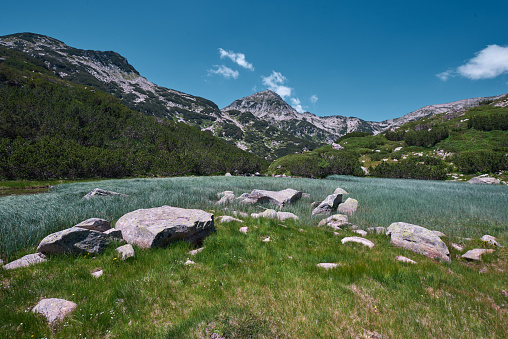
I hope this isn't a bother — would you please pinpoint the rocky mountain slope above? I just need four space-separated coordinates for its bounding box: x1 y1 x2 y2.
1 32 505 159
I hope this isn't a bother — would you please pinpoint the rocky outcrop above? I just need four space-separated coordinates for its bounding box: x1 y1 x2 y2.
115 206 215 248
32 298 77 324
333 187 348 195
37 227 113 255
3 253 46 270
387 222 450 262
240 188 302 207
312 194 342 215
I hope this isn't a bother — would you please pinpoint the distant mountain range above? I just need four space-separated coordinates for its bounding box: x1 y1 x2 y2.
1 32 505 159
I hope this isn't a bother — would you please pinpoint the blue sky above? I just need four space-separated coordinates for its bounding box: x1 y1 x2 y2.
1 0 508 121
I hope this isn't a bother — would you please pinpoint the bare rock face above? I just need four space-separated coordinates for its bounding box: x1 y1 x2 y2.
312 194 343 215
3 253 46 270
75 218 111 232
83 188 126 199
240 188 302 207
32 298 77 324
115 206 214 248
387 222 450 262
37 227 112 255
337 198 358 215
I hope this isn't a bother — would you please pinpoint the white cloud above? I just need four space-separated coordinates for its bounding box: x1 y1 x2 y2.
219 48 254 70
437 45 508 81
208 65 239 79
261 71 293 98
310 94 318 104
290 97 305 113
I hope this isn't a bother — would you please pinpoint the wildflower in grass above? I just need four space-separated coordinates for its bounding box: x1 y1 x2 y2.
113 258 117 260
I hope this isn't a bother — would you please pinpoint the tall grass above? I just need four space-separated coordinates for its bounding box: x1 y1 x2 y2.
1 175 507 260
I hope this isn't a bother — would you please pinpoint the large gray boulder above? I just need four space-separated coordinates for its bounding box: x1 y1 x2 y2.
32 298 77 324
3 253 47 270
312 193 342 215
337 198 358 215
37 227 113 255
387 222 450 262
467 174 500 185
115 206 214 248
239 188 302 207
75 218 111 232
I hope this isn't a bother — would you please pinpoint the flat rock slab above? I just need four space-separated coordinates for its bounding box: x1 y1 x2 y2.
317 263 340 269
32 298 77 324
337 198 358 215
3 253 46 270
116 244 135 260
387 222 450 262
243 188 302 207
218 216 244 223
115 206 215 248
37 227 112 255
341 236 374 248
75 218 111 232
395 256 417 264
83 188 126 199
462 248 494 261
312 194 342 215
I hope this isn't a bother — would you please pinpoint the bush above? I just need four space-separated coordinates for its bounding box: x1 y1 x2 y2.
370 156 448 180
385 130 406 141
336 131 373 142
467 112 508 131
452 151 508 174
404 126 449 147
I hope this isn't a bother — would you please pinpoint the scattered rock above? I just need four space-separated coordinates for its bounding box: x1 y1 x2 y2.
395 256 417 264
251 209 278 219
353 230 368 236
184 259 196 265
104 228 123 239
216 191 235 205
331 143 344 150
217 215 243 223
83 188 126 199
432 230 447 238
277 212 299 221
481 235 500 246
37 227 112 255
318 214 348 230
361 166 369 175
75 218 111 232
3 253 46 270
394 146 403 152
90 269 103 278
239 227 249 234
387 222 450 262
462 248 494 261
262 236 271 242
317 263 340 269
451 243 464 251
312 193 343 215
225 172 232 177
116 244 135 260
189 247 205 255
232 211 249 218
337 198 358 215
341 236 374 249
333 187 348 195
334 231 341 236
115 206 215 248
240 188 302 207
32 298 77 324
468 175 501 185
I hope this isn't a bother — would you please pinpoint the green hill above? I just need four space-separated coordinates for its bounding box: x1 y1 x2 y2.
0 48 267 180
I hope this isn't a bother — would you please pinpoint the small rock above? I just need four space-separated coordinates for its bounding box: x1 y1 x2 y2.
432 230 447 238
189 247 205 255
116 244 135 260
277 211 299 221
341 236 375 249
451 243 464 251
318 214 348 230
394 146 403 152
239 227 249 234
3 253 46 270
184 259 196 265
83 188 126 199
262 236 271 242
468 175 500 185
462 248 494 261
481 235 500 246
32 298 77 324
317 263 340 269
312 194 343 215
333 187 348 195
216 192 235 205
75 218 111 232
104 228 123 239
299 229 304 232
375 227 387 235
232 211 249 218
218 215 244 223
90 269 103 278
395 256 417 264
251 209 278 219
353 230 368 236
225 172 232 177
361 166 369 175
337 198 358 215
333 231 341 236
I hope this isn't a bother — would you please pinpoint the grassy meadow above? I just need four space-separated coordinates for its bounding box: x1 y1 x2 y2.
0 176 507 338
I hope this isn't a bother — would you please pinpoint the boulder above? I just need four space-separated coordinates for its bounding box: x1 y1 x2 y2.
3 253 46 270
481 235 500 246
276 212 299 221
83 188 126 199
337 198 358 215
75 218 111 232
225 172 232 177
241 188 302 207
317 263 340 269
468 175 500 185
462 248 494 261
333 187 348 195
37 227 112 255
251 209 278 219
104 228 123 239
395 256 417 264
32 298 77 324
217 216 243 223
318 214 348 230
341 236 375 249
91 269 103 278
387 222 450 262
451 243 464 251
116 244 135 260
312 194 343 215
115 206 214 248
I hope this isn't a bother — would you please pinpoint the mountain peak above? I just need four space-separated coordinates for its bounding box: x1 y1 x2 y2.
222 90 298 119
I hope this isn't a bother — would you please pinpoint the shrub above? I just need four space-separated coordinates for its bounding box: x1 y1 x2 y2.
452 151 508 174
404 126 449 147
467 111 508 131
336 131 373 142
370 156 448 180
385 130 406 141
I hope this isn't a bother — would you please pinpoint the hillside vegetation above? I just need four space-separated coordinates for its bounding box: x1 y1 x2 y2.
0 48 267 180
